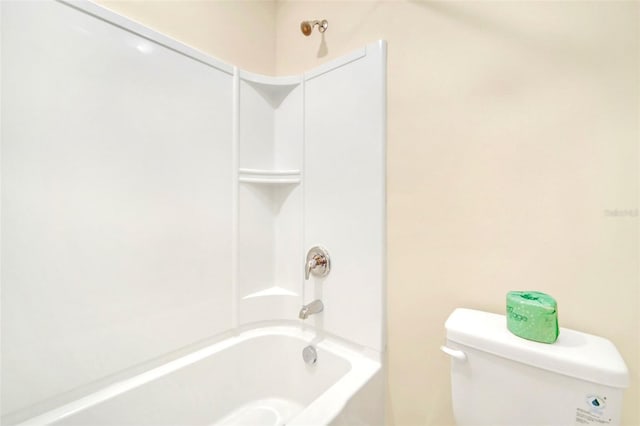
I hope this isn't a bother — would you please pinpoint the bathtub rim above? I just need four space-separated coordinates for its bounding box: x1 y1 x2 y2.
11 323 381 426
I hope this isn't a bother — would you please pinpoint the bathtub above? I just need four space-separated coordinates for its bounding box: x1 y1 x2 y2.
15 326 383 426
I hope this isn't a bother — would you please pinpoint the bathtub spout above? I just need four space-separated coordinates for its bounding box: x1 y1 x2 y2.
299 300 324 320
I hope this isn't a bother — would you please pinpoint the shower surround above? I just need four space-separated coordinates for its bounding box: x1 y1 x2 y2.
0 1 386 425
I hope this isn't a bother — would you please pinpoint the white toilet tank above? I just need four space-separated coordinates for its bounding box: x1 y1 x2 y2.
442 308 629 426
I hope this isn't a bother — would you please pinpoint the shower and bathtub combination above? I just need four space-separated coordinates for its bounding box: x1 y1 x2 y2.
1 1 386 425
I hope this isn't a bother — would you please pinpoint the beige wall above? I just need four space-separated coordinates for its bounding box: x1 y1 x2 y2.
95 0 276 75
275 1 639 425
92 1 639 425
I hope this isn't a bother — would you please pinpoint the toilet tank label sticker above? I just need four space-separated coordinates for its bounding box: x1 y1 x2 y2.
575 395 611 425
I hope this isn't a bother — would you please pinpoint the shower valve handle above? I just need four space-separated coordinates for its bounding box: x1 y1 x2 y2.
305 246 330 280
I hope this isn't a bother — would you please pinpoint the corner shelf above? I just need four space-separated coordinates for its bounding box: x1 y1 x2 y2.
238 168 301 184
241 286 298 300
239 71 301 108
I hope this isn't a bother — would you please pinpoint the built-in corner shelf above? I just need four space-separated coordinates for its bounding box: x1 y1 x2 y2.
238 168 301 184
239 71 301 108
242 286 298 300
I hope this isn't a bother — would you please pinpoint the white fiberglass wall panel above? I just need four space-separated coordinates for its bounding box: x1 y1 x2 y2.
303 42 386 352
1 0 233 416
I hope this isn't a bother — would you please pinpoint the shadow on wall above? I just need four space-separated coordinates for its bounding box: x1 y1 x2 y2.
317 33 328 58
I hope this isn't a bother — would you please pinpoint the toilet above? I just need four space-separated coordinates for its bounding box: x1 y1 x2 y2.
441 308 629 426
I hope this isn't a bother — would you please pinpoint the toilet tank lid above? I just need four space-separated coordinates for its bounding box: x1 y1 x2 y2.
444 308 629 388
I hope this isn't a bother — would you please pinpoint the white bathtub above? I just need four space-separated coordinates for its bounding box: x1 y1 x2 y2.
15 326 383 426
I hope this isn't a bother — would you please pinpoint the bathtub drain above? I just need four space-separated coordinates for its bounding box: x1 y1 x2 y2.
302 345 317 364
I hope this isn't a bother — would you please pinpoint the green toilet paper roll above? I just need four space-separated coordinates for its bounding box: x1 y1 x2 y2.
506 291 558 344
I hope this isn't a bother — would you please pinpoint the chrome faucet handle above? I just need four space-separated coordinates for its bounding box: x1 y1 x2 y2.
305 246 330 280
305 258 318 280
